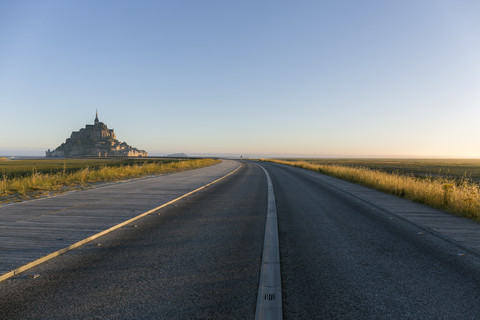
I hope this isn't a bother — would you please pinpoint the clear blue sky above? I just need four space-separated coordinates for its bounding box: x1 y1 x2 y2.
1 0 479 157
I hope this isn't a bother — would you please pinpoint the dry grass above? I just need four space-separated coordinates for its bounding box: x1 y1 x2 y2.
0 158 169 178
0 159 219 202
280 158 480 182
267 159 480 222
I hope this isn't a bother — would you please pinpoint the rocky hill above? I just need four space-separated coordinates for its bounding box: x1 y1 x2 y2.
46 112 148 158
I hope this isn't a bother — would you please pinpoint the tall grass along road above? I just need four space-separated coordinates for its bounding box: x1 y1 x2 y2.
0 158 219 203
266 159 480 222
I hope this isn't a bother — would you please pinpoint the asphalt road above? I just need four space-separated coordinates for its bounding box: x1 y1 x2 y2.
2 161 480 319
261 161 480 319
0 162 266 320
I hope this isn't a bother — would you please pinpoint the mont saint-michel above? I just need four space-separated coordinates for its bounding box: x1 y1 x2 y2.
46 112 148 158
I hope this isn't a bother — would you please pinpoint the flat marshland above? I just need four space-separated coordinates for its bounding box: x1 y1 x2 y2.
267 159 480 222
0 158 219 203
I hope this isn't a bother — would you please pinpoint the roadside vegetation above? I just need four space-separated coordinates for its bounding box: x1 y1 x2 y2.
266 159 480 222
285 158 480 182
0 158 219 203
0 158 167 179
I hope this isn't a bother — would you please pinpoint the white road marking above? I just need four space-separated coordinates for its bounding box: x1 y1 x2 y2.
255 165 283 320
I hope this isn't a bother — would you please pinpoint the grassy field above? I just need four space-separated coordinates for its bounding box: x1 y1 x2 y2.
266 159 480 222
0 158 176 179
277 158 480 182
0 158 219 203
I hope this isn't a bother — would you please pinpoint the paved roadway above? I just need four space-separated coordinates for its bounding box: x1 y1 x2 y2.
0 161 266 319
0 160 239 278
261 161 480 319
1 161 480 319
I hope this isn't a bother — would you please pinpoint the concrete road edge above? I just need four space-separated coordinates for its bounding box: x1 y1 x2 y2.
255 164 283 320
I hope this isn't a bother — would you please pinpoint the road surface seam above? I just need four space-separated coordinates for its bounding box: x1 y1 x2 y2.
255 165 283 320
0 163 243 283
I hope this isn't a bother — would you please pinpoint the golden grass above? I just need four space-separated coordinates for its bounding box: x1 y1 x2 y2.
0 159 219 202
278 158 480 182
267 159 480 222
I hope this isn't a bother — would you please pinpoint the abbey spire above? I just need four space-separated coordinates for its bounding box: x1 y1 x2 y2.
94 109 99 124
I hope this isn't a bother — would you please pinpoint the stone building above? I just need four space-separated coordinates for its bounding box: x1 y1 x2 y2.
46 112 148 158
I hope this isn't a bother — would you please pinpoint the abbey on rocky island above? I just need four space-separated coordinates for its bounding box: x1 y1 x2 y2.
46 112 148 158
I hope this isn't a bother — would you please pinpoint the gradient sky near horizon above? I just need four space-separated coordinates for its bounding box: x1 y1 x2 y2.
1 0 480 157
